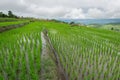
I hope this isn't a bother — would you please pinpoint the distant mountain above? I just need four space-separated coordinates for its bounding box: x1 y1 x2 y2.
58 19 120 25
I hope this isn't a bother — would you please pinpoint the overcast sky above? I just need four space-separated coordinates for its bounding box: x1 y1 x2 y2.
0 0 120 19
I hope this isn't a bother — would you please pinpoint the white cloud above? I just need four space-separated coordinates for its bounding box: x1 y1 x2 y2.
27 6 66 17
0 0 120 19
64 8 85 19
87 8 105 19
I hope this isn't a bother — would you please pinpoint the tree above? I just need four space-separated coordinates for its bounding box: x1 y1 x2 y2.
111 27 114 30
0 12 8 17
8 11 18 18
8 11 14 18
0 12 3 17
0 11 18 18
70 22 75 25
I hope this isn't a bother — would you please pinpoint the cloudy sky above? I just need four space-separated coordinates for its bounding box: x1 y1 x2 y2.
0 0 120 19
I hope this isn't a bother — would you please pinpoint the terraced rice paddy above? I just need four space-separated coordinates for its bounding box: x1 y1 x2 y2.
0 21 42 80
0 20 120 80
48 26 120 80
0 20 29 27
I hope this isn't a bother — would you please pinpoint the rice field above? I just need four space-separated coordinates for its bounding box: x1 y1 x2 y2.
0 20 120 80
0 21 42 80
89 24 120 32
0 20 29 27
0 18 19 22
48 26 120 80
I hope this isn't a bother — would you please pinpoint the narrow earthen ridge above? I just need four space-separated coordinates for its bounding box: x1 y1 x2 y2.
41 31 59 80
42 30 69 80
0 22 30 33
40 32 47 80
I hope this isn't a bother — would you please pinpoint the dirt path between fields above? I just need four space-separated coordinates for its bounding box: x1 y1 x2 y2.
40 31 58 80
41 30 69 80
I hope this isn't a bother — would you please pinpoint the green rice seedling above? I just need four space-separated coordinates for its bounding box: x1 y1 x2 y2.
0 20 29 27
0 20 120 80
0 32 42 80
48 26 120 80
0 22 43 80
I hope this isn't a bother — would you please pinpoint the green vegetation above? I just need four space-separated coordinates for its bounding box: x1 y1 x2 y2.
0 17 29 22
48 27 120 79
0 18 19 22
0 22 42 80
0 11 18 18
89 24 120 32
0 20 120 80
0 20 29 27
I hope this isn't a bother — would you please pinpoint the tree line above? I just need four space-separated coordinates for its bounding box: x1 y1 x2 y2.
0 11 18 18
